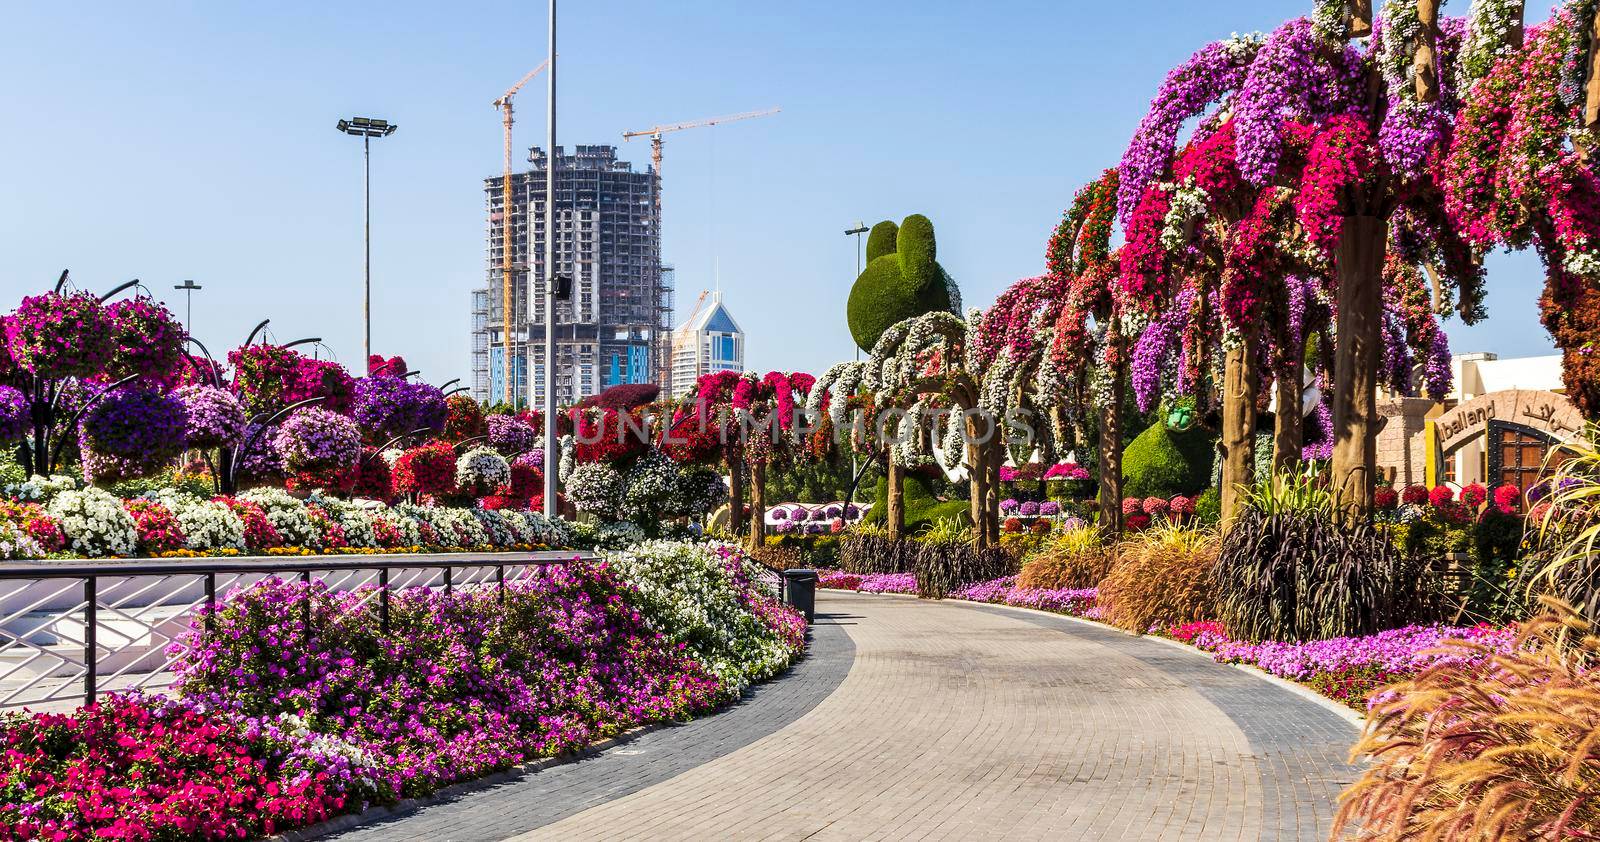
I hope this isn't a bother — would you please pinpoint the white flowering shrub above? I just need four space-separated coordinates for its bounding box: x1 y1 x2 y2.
305 493 377 548
622 450 678 521
454 447 510 496
6 474 80 503
521 511 575 548
238 487 319 548
47 487 137 557
605 540 803 695
151 491 246 551
424 506 489 547
566 462 624 520
471 508 514 546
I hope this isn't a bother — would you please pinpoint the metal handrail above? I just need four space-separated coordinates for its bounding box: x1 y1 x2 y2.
0 550 590 711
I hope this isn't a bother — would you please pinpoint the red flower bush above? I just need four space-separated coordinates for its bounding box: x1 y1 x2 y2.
0 694 346 839
1142 497 1170 517
1374 487 1399 511
1428 485 1455 507
441 395 486 442
124 498 187 554
1492 484 1521 514
214 496 281 551
1460 482 1488 509
392 441 458 497
572 408 648 465
1003 517 1024 534
1124 512 1152 532
1121 496 1143 516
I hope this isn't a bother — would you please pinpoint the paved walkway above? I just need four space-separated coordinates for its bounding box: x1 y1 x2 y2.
322 591 1358 841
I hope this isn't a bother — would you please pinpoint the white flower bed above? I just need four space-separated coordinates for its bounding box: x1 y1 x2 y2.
46 487 137 557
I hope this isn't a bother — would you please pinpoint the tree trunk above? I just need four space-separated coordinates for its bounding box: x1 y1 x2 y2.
985 441 1003 545
886 458 906 542
1586 4 1600 130
1331 215 1387 522
1220 337 1258 526
1414 0 1440 104
1273 368 1304 475
728 455 745 536
1097 372 1124 537
746 461 767 552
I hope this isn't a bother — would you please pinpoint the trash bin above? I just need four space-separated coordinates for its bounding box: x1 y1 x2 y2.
782 568 818 623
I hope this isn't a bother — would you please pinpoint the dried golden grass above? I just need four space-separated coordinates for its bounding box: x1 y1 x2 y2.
1096 525 1219 634
1334 597 1600 840
1017 527 1115 590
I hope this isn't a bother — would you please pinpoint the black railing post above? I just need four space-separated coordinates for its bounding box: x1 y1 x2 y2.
203 572 217 634
496 564 505 605
443 565 452 596
379 567 391 634
83 577 97 707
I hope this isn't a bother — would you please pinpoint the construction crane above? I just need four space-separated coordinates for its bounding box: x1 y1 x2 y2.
624 108 777 388
492 58 552 406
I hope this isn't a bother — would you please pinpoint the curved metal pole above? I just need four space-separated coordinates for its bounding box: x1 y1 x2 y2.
97 279 142 303
228 396 328 487
452 435 487 453
48 374 143 472
54 270 70 293
280 337 322 351
363 428 434 463
244 319 271 347
184 337 223 389
401 370 422 380
439 378 461 391
843 452 876 516
444 387 470 397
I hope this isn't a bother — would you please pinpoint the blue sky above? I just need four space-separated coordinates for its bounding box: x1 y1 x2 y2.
0 1 1561 386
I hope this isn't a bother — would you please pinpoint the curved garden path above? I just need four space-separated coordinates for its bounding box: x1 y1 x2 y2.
315 591 1358 842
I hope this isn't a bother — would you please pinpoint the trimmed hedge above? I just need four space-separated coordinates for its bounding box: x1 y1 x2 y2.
1121 419 1214 499
846 214 957 351
862 473 970 534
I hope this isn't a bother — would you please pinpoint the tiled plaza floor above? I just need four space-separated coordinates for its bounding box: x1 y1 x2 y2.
322 591 1358 841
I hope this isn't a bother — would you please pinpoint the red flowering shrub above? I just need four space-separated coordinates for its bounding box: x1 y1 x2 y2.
1169 495 1196 515
349 450 394 501
1492 484 1521 514
505 461 542 498
1125 512 1152 532
660 411 723 464
1374 487 1399 511
392 441 458 496
367 354 407 377
1003 517 1024 534
572 408 648 465
1460 482 1488 509
1401 484 1430 505
1 502 68 553
479 495 530 511
0 694 346 839
1142 497 1170 516
441 395 486 442
304 505 348 549
213 496 281 551
371 516 405 547
124 498 187 554
1428 485 1455 507
1121 496 1143 516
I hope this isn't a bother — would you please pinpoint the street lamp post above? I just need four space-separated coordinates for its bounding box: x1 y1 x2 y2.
173 279 202 336
336 116 398 363
845 222 868 361
542 0 559 518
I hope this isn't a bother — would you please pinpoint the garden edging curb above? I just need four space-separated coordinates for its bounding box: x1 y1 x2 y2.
837 589 1365 728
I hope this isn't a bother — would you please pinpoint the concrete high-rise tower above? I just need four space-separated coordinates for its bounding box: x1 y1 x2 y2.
471 145 672 406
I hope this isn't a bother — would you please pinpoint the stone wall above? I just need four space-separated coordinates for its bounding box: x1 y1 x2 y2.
1376 397 1436 487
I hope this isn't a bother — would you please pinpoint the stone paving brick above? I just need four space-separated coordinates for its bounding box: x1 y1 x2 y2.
322 591 1358 841
317 612 856 842
511 592 1356 841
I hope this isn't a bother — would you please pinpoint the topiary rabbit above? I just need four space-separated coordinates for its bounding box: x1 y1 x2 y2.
846 214 962 352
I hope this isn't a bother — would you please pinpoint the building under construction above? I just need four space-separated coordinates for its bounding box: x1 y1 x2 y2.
471 144 672 406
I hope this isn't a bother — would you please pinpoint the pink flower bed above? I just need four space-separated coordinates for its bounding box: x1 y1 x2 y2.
856 572 917 594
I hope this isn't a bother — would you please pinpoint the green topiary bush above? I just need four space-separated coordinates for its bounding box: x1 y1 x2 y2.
846 214 961 352
862 471 970 534
1122 418 1214 499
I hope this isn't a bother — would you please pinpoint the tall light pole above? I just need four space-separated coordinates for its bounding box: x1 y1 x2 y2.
336 116 398 363
173 279 202 336
845 222 868 361
542 0 559 518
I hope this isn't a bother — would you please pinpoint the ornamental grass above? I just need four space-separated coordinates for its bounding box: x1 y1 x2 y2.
1017 526 1115 590
837 523 917 574
913 518 1016 599
1097 525 1219 634
1334 599 1600 840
